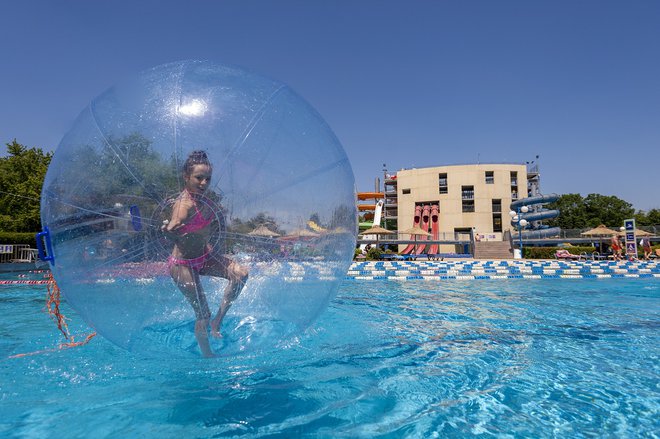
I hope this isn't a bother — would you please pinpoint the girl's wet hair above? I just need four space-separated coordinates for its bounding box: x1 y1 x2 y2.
183 150 212 176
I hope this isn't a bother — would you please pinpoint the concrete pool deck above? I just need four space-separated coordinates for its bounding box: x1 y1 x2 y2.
348 259 660 281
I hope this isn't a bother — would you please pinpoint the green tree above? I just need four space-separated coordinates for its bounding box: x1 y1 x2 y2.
546 194 588 229
647 209 660 225
228 212 284 236
634 210 648 226
547 193 638 229
635 209 660 226
43 133 180 221
583 194 634 227
0 140 52 232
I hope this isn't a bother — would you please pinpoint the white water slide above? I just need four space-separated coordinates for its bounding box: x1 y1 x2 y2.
359 200 384 251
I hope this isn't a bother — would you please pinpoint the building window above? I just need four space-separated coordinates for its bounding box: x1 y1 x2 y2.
485 171 494 184
493 199 503 231
461 185 474 200
510 171 518 186
438 173 448 194
402 188 411 195
493 214 502 232
510 171 518 199
462 188 475 212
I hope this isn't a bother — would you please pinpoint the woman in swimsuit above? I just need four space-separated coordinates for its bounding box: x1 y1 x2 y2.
610 235 623 261
164 150 248 357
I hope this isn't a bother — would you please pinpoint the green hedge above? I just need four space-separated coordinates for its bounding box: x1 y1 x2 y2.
522 245 660 259
0 232 38 246
523 246 596 259
354 246 389 260
366 247 382 260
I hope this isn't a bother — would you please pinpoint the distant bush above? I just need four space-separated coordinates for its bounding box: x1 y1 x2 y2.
0 232 38 246
524 246 596 259
366 247 382 260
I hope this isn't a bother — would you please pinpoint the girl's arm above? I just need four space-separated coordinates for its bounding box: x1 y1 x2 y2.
164 198 192 233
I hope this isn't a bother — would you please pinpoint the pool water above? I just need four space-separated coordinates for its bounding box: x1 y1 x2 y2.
1 276 658 437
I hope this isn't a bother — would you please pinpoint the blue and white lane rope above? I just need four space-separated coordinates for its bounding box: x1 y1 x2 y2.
346 260 660 281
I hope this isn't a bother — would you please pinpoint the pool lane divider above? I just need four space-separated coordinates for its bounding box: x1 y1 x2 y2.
347 260 660 281
0 280 50 285
2 261 658 285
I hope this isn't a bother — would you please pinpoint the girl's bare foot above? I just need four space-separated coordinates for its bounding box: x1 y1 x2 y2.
210 318 223 338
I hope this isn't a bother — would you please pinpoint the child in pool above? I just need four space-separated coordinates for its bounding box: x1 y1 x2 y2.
163 150 248 357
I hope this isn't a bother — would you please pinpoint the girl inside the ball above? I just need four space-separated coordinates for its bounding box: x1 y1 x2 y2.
163 150 248 357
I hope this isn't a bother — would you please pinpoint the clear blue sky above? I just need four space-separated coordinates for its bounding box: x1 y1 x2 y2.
2 1 658 210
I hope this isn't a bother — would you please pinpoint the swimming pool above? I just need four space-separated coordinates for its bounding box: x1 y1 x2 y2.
1 273 658 437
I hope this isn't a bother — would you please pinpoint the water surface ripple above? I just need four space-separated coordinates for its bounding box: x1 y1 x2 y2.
1 278 658 437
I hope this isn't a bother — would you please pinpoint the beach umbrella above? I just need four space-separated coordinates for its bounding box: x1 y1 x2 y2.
399 226 431 250
580 225 618 236
581 224 618 253
360 226 395 249
280 228 320 240
399 226 432 237
360 226 394 236
617 228 652 237
248 225 280 238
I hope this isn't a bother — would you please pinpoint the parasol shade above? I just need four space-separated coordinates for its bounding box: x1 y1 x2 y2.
399 226 431 237
248 225 281 237
580 225 618 236
617 228 652 237
360 226 395 236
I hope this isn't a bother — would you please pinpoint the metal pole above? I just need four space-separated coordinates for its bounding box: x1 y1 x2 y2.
518 207 523 257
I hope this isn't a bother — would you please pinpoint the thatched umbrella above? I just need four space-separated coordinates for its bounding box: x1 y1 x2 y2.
400 226 432 237
281 228 320 240
617 228 652 237
361 225 394 235
248 225 280 238
360 226 395 249
581 224 618 253
580 225 618 237
399 226 431 250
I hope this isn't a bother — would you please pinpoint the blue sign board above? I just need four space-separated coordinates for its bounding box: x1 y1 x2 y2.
623 218 637 257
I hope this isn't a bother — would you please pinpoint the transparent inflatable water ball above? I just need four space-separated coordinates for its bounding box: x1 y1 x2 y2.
40 60 357 357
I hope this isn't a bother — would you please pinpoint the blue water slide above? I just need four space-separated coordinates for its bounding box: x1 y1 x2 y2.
510 209 560 226
510 193 559 210
512 227 562 239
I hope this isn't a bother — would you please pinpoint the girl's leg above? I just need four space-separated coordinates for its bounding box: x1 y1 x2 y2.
201 256 249 337
170 264 214 357
210 263 248 337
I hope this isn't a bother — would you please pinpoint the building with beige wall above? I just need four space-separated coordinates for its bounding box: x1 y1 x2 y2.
383 163 529 247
